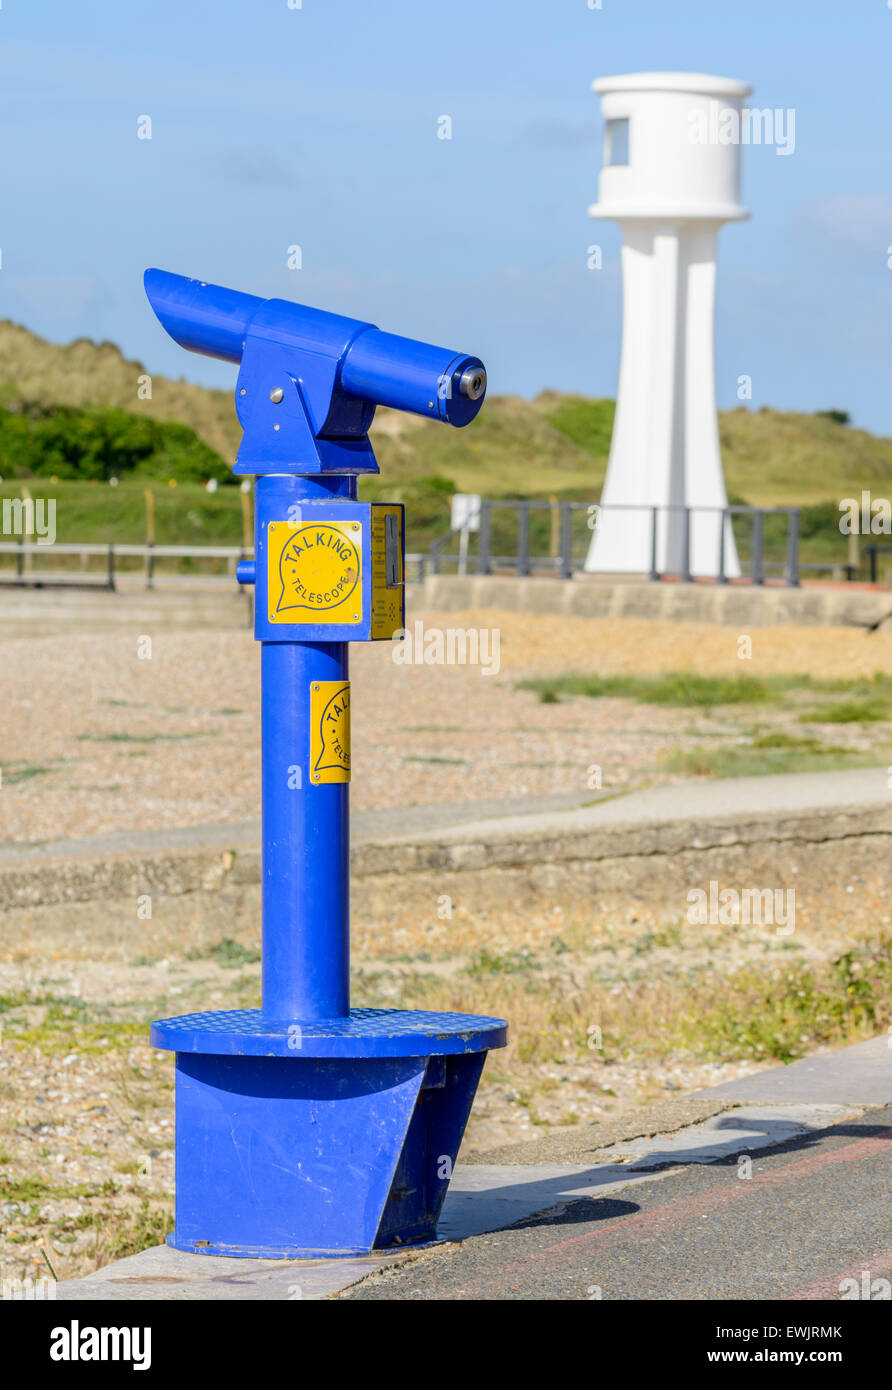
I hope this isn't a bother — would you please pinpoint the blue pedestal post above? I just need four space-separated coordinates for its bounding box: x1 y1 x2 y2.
261 637 350 1022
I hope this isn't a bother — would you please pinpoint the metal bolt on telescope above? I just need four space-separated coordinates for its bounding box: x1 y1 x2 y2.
148 269 506 1258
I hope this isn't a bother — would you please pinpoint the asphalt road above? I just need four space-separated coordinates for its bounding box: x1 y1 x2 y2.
344 1106 892 1301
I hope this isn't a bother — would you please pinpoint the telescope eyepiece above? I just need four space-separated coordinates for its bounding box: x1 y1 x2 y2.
459 366 487 401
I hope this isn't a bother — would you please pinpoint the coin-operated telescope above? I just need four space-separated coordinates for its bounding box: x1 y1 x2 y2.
147 270 505 1259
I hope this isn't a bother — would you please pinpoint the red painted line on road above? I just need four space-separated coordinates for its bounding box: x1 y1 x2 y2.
455 1129 892 1297
785 1250 892 1301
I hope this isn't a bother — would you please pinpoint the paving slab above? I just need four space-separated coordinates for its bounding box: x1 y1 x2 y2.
695 1034 892 1104
53 1244 398 1302
467 1035 892 1167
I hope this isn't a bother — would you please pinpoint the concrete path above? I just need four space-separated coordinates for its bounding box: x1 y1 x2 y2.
389 766 891 849
1 766 886 864
54 1035 892 1301
0 791 604 863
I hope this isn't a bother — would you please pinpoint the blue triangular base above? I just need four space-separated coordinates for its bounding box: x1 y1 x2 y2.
165 1048 490 1258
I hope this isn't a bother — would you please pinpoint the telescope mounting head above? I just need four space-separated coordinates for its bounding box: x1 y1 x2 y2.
144 269 487 479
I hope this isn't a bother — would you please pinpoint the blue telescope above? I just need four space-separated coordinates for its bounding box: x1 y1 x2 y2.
147 269 505 1260
144 269 486 474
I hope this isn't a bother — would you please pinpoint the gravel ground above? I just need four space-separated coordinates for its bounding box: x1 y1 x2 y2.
1 611 891 845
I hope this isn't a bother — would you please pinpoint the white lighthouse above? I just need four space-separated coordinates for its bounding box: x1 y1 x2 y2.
584 73 750 578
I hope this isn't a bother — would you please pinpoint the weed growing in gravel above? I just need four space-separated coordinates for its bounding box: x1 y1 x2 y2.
799 698 891 724
76 732 208 744
519 672 777 706
354 933 892 1072
662 736 878 779
70 1199 173 1270
518 670 892 710
185 938 261 968
0 992 147 1053
465 947 542 976
676 939 892 1063
402 755 469 765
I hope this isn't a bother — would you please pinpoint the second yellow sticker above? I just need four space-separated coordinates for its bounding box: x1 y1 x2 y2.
309 681 351 784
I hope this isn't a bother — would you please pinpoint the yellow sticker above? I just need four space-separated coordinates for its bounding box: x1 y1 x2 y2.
310 681 351 784
268 522 362 625
370 504 404 640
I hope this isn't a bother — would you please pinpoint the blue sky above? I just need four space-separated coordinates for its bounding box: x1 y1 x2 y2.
2 0 891 431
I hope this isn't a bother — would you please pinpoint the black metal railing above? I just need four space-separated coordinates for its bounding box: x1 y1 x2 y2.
0 541 251 592
865 545 892 584
427 501 805 587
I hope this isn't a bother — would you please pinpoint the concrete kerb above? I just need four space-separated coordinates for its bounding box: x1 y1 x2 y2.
422 574 892 629
1 769 890 960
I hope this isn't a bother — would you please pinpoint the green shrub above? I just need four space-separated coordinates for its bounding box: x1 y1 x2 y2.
0 404 230 484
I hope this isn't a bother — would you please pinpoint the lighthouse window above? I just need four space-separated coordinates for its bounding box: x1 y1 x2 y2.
605 117 630 166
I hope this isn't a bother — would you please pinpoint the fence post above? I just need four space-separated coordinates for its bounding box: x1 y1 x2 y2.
16 539 24 582
786 508 800 588
559 504 572 579
650 506 659 581
751 509 764 586
549 496 560 567
681 507 692 583
21 486 32 580
478 501 491 575
145 488 155 589
107 544 116 592
518 502 530 577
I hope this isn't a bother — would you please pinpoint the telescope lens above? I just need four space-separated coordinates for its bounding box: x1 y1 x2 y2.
459 366 487 401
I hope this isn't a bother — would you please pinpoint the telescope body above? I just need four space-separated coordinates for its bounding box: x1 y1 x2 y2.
144 269 486 470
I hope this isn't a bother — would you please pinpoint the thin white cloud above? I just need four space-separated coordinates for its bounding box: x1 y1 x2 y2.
794 193 892 256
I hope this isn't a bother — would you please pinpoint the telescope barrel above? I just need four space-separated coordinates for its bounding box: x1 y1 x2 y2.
340 329 485 427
